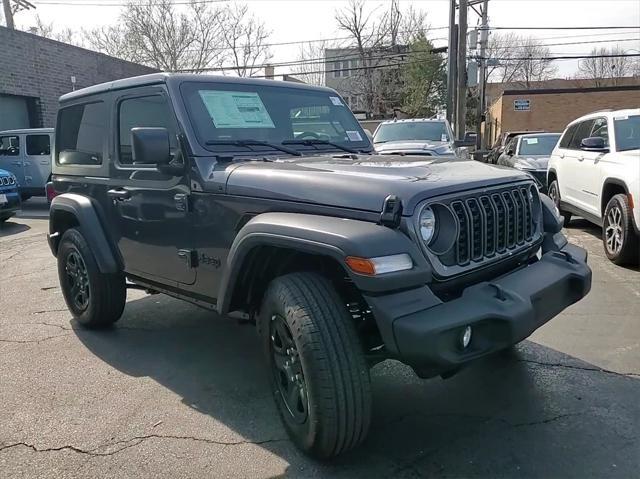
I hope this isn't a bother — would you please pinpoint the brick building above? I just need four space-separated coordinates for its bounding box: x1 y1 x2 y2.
485 84 640 147
0 26 157 130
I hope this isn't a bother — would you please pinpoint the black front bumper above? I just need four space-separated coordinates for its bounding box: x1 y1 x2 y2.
365 243 591 377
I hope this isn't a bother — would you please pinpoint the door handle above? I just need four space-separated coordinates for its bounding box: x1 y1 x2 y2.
107 188 131 201
578 156 585 162
12 161 21 165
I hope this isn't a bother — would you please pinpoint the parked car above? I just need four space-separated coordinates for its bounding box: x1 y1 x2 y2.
0 128 54 200
496 132 561 192
48 73 591 458
372 118 472 157
0 168 21 222
487 130 545 164
548 108 640 265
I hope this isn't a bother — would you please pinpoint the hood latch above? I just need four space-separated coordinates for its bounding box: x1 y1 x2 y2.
380 195 403 228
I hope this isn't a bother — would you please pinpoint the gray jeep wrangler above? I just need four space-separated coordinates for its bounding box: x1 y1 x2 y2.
48 73 591 458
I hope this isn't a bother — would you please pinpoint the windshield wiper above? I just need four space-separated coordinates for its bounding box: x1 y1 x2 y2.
205 139 302 157
282 139 359 154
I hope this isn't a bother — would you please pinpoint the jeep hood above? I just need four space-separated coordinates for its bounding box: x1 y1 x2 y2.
375 140 454 156
222 154 532 215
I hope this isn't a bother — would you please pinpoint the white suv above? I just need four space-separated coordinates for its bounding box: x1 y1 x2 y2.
548 109 639 265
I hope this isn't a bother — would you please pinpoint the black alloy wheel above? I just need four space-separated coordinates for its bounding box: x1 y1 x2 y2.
65 250 91 311
269 314 309 424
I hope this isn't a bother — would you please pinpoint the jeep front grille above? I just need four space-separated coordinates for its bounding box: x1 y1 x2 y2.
420 183 541 272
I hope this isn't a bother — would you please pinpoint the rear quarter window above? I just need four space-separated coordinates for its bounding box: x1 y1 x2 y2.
57 102 106 166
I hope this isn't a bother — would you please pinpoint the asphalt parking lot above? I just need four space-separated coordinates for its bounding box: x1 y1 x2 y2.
1 198 639 479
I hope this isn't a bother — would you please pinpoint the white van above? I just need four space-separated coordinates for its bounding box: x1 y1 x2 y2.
0 128 54 200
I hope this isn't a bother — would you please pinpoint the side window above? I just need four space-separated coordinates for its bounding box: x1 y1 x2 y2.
57 102 106 165
505 137 517 154
0 135 19 156
118 95 175 165
26 135 51 156
590 117 609 147
559 124 578 149
568 120 595 150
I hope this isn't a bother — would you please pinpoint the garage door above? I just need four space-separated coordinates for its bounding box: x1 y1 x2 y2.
0 95 30 131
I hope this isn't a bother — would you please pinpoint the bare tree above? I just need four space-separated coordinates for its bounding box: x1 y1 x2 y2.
486 34 557 87
24 15 79 45
291 41 335 86
87 0 226 72
578 46 635 86
334 0 428 117
217 3 272 77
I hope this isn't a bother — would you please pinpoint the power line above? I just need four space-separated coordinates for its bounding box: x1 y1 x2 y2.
487 37 640 51
32 0 229 5
491 25 640 31
479 52 640 61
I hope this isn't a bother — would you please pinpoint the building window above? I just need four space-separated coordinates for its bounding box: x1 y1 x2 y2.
333 61 342 78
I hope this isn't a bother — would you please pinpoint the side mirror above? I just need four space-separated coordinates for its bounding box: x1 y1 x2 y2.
453 139 476 148
580 136 608 152
131 127 171 165
506 148 515 156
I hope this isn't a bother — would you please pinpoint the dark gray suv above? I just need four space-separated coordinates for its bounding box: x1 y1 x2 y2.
48 73 591 458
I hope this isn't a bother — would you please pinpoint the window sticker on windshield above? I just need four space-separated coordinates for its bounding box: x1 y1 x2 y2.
614 115 628 121
441 134 448 142
346 130 363 142
198 90 275 129
524 138 539 144
330 96 343 106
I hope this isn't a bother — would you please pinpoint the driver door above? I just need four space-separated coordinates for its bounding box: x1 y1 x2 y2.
107 88 195 286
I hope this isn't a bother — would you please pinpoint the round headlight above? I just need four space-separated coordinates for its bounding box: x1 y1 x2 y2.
419 206 436 244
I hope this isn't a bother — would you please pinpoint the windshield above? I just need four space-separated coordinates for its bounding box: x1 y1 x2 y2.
614 115 640 152
181 82 370 154
518 134 561 156
373 122 449 143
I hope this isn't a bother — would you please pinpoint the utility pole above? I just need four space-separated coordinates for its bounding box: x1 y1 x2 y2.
446 0 457 127
476 0 489 150
2 0 14 29
455 0 468 140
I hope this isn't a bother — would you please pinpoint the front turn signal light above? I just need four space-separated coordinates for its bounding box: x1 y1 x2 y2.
345 254 413 276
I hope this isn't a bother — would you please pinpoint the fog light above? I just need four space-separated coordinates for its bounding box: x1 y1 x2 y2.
461 326 472 349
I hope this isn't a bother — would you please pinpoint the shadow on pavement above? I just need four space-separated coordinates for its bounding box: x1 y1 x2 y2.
74 294 640 478
0 220 31 237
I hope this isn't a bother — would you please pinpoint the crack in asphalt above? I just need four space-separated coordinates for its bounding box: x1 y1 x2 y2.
518 358 640 378
0 434 288 457
389 411 588 476
0 333 70 344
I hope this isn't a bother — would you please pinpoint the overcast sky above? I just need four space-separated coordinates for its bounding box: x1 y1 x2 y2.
7 0 640 78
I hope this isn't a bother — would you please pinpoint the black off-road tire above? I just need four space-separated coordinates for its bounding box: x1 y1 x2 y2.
259 272 372 458
603 194 639 265
548 180 572 226
57 228 126 328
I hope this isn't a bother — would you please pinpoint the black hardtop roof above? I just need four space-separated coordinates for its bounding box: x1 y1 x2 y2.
59 73 336 103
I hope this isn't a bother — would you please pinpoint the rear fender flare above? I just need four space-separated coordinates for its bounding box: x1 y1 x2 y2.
49 193 121 273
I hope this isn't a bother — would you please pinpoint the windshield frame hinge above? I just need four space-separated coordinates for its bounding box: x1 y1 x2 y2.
379 195 403 229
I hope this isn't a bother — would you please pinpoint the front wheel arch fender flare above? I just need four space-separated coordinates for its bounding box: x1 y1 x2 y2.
216 213 431 315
